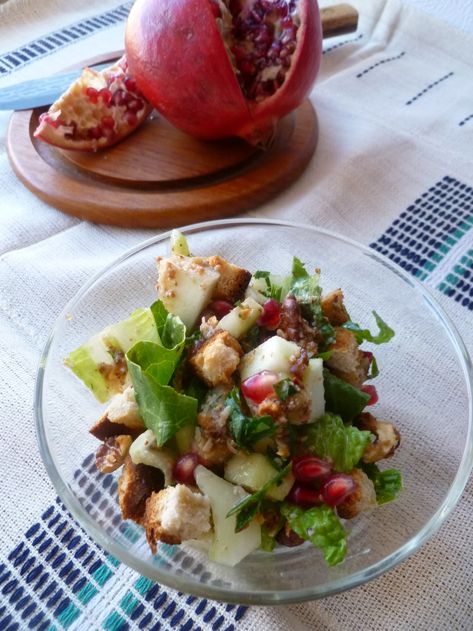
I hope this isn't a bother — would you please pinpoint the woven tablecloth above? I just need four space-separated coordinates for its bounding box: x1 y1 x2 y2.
1 0 472 629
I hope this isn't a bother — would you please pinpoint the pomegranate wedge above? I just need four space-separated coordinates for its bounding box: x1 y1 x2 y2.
125 0 322 145
34 56 153 151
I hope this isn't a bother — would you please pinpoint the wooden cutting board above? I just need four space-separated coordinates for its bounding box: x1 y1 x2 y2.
6 4 358 229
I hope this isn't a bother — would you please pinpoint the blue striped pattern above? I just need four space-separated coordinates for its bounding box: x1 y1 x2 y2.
0 449 247 630
0 3 131 76
371 175 473 309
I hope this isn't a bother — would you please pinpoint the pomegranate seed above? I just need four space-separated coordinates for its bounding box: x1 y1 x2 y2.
112 89 127 106
172 453 200 485
101 116 115 129
85 87 99 103
361 385 378 405
292 456 332 483
362 350 374 366
127 98 144 114
88 125 103 140
211 300 233 319
98 88 112 105
287 483 323 508
124 75 137 92
321 474 356 507
257 299 281 329
281 16 293 28
125 111 138 126
241 370 278 404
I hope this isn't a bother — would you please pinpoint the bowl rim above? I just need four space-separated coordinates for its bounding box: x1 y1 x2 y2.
35 218 473 605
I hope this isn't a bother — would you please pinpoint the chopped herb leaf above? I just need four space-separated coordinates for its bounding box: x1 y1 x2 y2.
342 311 394 345
226 387 275 450
274 378 297 401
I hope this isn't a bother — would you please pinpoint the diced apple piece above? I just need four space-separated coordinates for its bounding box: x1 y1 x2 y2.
244 285 267 305
170 229 191 256
174 425 195 455
157 255 220 330
217 297 263 339
129 430 174 486
224 453 294 501
239 336 300 381
195 465 261 567
65 334 115 402
303 358 325 421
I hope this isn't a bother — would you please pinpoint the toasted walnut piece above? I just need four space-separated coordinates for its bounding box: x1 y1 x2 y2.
337 469 377 519
143 485 211 553
90 386 144 440
356 413 401 463
190 330 242 387
192 386 234 466
118 456 164 523
95 435 132 473
277 521 305 547
321 289 350 326
326 328 370 388
277 295 317 356
204 255 251 303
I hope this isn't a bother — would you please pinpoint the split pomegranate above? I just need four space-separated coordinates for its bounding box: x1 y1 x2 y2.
125 0 322 145
241 370 278 403
34 56 153 151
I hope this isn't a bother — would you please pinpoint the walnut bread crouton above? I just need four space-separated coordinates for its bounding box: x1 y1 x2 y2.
190 330 243 387
326 328 369 388
337 469 377 519
118 456 165 522
205 255 251 303
143 485 211 553
90 386 144 440
321 289 350 326
356 412 401 463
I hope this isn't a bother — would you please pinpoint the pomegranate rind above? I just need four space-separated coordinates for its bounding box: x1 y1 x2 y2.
125 0 322 145
125 0 254 141
34 56 153 152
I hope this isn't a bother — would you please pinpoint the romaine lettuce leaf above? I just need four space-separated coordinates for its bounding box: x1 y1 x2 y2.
342 311 394 345
281 503 347 566
323 369 370 422
362 463 403 504
301 413 373 472
126 301 197 446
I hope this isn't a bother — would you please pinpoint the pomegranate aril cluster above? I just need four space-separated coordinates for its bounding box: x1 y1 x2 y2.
288 455 357 510
224 0 300 101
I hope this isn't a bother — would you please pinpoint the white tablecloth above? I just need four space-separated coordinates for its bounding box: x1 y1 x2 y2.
1 0 472 629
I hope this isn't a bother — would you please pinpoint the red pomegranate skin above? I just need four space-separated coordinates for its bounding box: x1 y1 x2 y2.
125 0 322 143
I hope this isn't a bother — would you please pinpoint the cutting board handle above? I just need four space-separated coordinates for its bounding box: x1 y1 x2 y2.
321 3 359 38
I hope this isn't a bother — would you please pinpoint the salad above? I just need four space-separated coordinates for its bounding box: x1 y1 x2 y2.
66 231 402 567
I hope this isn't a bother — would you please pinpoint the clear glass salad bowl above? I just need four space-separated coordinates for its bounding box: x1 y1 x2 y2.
35 219 473 604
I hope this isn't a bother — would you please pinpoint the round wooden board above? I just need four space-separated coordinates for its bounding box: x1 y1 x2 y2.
7 99 318 228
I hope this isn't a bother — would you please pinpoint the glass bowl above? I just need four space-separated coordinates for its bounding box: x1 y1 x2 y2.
35 219 473 604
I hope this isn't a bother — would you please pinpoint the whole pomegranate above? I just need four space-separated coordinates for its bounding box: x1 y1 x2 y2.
125 0 322 145
34 56 152 151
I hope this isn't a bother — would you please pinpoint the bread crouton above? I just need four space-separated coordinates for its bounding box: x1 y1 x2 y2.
95 435 132 473
118 456 165 523
90 386 144 440
337 469 377 519
326 328 369 388
205 255 251 303
143 485 211 553
190 330 242 387
356 412 401 463
321 289 349 326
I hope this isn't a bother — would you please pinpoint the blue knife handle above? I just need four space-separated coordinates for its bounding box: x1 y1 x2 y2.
0 62 110 111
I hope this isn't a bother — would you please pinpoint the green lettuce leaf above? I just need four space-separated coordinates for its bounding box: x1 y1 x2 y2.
126 301 197 447
323 369 370 422
362 463 403 504
301 413 373 472
342 311 394 345
289 257 335 346
281 503 347 566
226 387 275 450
